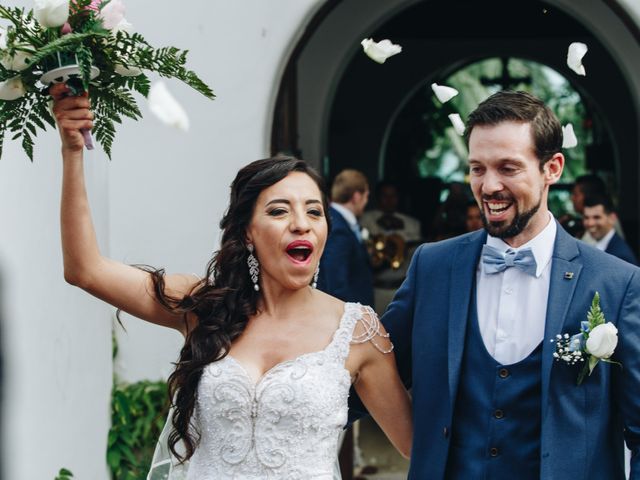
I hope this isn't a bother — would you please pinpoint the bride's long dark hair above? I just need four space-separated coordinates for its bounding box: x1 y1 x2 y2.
148 156 329 462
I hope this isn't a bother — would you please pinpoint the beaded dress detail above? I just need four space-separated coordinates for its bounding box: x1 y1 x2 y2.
147 302 386 480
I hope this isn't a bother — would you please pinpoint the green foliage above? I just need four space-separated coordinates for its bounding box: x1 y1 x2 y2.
54 468 74 480
107 380 170 480
0 4 214 160
586 292 605 330
412 57 588 193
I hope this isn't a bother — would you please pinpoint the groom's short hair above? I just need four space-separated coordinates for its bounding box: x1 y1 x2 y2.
465 90 562 169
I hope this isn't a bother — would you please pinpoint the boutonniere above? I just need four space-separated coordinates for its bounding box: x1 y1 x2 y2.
552 292 622 385
360 227 370 242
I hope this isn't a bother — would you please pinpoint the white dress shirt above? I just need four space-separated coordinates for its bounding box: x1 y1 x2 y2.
476 214 556 365
331 202 362 241
594 228 615 251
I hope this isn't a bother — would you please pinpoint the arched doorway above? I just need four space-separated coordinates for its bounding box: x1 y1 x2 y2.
272 0 640 250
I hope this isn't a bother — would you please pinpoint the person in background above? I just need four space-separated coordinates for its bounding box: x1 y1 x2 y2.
583 193 637 265
561 173 607 241
465 201 484 232
361 181 421 314
317 169 374 307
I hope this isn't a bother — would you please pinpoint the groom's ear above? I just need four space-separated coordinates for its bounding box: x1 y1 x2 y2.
543 152 564 185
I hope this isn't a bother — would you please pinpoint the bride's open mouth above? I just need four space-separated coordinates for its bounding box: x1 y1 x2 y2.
286 240 314 264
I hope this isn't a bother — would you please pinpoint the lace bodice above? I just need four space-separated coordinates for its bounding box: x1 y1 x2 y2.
179 302 371 480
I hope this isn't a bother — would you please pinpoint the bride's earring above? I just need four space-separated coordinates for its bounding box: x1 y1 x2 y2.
312 265 320 289
247 244 260 291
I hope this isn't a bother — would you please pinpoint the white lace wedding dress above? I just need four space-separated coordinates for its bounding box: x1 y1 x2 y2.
147 302 383 480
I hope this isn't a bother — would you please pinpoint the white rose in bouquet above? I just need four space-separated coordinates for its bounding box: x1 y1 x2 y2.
586 322 618 359
1 48 32 71
0 76 26 100
34 0 69 28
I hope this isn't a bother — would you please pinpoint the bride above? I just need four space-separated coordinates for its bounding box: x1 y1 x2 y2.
51 83 412 479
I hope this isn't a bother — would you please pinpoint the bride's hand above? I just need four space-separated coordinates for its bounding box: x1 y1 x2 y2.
50 83 93 153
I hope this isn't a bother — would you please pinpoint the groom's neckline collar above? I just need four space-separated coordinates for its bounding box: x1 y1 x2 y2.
484 212 556 277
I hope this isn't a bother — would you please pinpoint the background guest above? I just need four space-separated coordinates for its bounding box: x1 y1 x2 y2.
361 181 421 315
583 194 637 265
317 169 373 306
465 201 484 232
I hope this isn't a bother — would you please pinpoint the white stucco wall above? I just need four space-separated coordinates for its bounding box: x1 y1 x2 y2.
0 1 323 478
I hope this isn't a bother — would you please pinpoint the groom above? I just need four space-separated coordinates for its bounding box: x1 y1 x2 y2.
374 91 640 479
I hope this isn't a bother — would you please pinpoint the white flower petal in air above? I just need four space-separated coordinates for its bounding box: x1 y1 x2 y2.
431 83 458 103
448 113 465 136
360 38 402 64
567 42 588 76
148 82 189 132
0 76 26 101
562 123 578 148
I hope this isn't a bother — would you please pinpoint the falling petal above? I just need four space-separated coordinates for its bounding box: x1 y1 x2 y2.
431 83 459 103
567 42 588 76
562 123 578 148
148 82 189 132
448 113 465 136
360 38 402 64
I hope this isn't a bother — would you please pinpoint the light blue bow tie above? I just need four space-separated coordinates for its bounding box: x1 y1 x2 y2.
481 244 538 277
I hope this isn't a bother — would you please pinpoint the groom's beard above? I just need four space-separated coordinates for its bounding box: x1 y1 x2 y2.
480 195 541 239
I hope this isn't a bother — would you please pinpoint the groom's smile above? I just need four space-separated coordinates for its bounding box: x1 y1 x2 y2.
468 121 563 247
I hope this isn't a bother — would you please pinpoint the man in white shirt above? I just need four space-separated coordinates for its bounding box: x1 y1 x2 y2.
360 181 422 314
351 91 640 479
583 193 637 265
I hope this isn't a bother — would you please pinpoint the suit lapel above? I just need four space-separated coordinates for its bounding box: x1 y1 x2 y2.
448 231 486 404
541 225 582 415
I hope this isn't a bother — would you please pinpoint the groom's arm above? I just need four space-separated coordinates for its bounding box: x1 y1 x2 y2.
614 269 640 478
347 244 421 423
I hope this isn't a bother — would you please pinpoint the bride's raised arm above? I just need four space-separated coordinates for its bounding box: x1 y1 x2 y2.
53 82 198 335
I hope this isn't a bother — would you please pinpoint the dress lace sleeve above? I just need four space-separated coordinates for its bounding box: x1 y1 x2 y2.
350 305 394 354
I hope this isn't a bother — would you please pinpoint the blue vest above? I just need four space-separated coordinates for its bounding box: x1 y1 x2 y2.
446 292 543 479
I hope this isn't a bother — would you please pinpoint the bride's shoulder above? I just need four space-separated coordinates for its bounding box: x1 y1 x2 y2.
348 304 393 355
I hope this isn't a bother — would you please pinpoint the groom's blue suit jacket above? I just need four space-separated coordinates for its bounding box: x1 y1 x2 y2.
378 224 640 479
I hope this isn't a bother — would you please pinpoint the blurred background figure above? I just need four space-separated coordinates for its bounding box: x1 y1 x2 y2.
361 181 421 315
430 182 470 240
317 169 373 306
583 194 637 265
465 201 484 232
560 174 608 240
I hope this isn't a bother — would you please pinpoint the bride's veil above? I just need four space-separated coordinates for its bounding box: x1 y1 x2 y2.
146 407 189 480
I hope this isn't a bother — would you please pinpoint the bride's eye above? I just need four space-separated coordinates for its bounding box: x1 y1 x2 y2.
268 208 287 216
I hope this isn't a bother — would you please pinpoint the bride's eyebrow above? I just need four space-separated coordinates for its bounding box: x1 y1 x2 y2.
265 199 323 206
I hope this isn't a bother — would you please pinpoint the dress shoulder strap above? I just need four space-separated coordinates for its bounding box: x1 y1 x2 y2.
327 303 393 364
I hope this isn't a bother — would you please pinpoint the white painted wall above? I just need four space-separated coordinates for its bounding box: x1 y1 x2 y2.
0 1 323 478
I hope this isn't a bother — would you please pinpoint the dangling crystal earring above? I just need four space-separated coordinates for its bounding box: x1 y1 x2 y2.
247 244 260 291
312 265 320 289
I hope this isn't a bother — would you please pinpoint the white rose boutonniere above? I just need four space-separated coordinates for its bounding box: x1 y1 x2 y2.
360 227 370 242
552 292 622 385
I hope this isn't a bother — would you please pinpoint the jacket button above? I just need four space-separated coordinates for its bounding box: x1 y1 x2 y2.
494 409 504 419
443 427 449 438
498 368 509 378
490 447 499 457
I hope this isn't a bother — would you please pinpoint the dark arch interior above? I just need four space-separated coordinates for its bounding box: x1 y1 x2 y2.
324 0 638 249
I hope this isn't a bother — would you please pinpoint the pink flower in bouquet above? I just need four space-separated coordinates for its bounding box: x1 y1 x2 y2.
98 0 126 30
87 0 101 11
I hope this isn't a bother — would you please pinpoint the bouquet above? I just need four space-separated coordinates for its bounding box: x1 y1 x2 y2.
0 0 214 159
